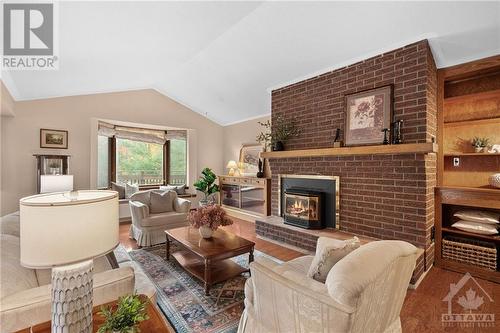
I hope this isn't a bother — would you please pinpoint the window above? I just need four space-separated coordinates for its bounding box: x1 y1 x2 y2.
97 122 187 188
116 138 164 185
97 135 109 189
169 138 187 185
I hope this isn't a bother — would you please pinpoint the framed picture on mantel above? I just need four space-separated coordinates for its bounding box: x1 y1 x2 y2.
344 85 393 146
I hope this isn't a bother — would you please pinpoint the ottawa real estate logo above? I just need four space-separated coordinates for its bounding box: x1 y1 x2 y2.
442 272 495 328
2 2 58 70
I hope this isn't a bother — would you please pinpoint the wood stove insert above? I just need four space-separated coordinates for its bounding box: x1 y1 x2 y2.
284 188 324 229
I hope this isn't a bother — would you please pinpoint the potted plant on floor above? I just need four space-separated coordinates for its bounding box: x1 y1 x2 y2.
98 294 149 333
194 167 219 206
188 205 233 238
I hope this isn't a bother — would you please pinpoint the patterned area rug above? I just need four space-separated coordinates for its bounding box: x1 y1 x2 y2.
129 242 281 333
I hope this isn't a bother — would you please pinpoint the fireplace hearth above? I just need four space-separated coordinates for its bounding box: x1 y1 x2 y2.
284 188 323 229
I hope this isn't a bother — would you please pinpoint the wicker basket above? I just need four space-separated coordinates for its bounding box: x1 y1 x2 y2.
442 236 497 271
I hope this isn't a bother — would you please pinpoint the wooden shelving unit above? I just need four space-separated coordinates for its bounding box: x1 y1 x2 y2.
261 142 437 159
435 186 500 283
435 55 500 283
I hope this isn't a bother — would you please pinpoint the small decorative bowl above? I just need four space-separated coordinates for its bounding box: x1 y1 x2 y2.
489 173 500 188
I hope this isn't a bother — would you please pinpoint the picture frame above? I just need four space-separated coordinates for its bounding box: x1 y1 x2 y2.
239 144 264 177
40 129 68 149
344 85 393 146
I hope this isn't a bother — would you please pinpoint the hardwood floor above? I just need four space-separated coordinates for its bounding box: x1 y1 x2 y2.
120 219 500 333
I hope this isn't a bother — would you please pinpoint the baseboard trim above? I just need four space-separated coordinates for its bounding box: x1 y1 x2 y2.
408 264 432 289
224 207 261 222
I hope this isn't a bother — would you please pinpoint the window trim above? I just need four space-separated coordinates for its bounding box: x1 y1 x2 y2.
106 136 187 189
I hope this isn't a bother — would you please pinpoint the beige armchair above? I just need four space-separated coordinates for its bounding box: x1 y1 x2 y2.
238 240 417 333
129 189 191 247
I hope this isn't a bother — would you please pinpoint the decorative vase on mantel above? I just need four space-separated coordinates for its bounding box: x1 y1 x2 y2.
272 141 284 151
199 225 214 239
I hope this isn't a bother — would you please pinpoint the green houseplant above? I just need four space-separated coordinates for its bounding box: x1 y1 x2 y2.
97 294 149 333
471 136 490 153
194 167 219 206
256 115 299 151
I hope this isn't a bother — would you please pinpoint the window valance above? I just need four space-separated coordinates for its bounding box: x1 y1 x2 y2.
98 121 186 144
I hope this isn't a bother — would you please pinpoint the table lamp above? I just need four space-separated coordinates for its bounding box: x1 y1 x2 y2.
226 160 238 176
20 190 119 333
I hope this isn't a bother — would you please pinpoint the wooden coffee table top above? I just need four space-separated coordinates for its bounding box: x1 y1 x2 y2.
165 226 255 260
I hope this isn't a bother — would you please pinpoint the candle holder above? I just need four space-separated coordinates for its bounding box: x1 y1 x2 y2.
392 120 403 144
333 128 342 148
381 128 390 145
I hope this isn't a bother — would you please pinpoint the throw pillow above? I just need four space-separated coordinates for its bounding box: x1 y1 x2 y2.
125 183 139 199
149 190 175 214
175 184 186 195
452 220 499 235
307 236 360 283
159 184 186 195
454 210 500 224
159 185 176 192
111 182 126 199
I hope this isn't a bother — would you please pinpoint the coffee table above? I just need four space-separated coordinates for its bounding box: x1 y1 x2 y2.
165 226 255 295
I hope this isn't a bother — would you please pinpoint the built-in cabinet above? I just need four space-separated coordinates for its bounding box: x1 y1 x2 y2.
435 55 500 283
218 175 271 218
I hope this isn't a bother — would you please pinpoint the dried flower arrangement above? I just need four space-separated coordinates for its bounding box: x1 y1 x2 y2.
188 205 233 231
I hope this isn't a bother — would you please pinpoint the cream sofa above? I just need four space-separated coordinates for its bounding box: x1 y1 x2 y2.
0 212 157 333
238 240 417 333
129 190 191 247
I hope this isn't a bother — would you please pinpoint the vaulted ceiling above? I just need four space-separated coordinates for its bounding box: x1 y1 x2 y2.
2 1 499 125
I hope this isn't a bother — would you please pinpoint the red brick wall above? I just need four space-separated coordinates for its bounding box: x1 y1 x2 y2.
268 40 437 254
271 40 437 150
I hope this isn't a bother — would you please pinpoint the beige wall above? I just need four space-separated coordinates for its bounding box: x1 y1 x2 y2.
1 89 223 215
222 115 270 171
1 82 15 117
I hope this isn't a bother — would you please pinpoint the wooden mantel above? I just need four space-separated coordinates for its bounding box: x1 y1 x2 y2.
261 142 438 159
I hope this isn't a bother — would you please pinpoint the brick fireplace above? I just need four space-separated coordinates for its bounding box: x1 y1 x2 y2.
258 40 437 284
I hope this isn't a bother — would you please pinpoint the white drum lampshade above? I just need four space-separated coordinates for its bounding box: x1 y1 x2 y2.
40 175 74 194
20 190 118 332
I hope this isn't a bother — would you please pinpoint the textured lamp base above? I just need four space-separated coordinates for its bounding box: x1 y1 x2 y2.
51 260 93 333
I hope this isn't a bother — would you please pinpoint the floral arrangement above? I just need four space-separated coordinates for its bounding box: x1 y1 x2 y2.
188 205 233 230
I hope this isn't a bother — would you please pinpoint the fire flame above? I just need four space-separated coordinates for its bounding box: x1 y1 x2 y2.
288 199 307 215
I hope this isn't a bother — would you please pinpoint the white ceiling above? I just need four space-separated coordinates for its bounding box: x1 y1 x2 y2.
2 1 499 125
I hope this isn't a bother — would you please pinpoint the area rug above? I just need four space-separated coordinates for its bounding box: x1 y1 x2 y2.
129 242 282 333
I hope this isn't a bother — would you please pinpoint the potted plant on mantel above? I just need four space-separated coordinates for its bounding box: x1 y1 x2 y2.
97 294 149 333
194 167 219 206
257 115 300 151
189 205 233 238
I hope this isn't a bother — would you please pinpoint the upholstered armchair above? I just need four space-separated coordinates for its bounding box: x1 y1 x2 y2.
238 240 417 333
129 189 191 247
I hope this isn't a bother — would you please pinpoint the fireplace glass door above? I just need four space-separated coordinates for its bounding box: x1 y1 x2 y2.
285 194 319 221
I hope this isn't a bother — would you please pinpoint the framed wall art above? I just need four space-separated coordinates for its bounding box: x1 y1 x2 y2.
239 144 264 176
344 85 393 146
40 129 68 149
